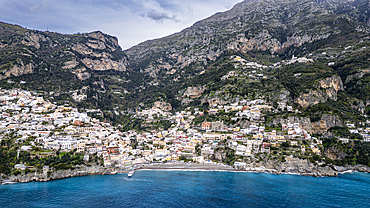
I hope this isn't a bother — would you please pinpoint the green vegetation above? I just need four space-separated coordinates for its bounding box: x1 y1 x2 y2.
0 143 86 175
276 62 336 98
323 138 370 166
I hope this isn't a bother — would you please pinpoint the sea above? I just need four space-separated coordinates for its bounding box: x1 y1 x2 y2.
1 170 370 208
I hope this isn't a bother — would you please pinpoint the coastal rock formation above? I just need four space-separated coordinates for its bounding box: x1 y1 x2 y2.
235 156 338 177
5 165 116 183
346 164 370 173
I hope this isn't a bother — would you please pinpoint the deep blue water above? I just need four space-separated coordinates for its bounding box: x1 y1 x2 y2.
1 171 370 208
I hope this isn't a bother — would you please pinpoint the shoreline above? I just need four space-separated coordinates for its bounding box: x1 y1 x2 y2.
135 162 235 172
1 163 370 185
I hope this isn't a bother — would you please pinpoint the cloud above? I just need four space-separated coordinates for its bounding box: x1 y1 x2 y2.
28 0 50 13
141 10 181 23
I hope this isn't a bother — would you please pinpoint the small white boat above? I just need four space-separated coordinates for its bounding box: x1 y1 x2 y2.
1 180 18 185
128 170 135 178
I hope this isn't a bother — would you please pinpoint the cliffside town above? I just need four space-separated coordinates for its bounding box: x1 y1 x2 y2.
1 0 370 182
1 87 370 183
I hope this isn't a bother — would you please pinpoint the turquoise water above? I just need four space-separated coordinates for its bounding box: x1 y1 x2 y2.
1 171 370 207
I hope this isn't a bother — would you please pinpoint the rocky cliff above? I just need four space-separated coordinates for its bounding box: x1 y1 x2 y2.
153 101 172 111
270 116 312 132
295 76 344 108
3 165 117 183
183 86 206 99
0 60 34 80
234 155 338 176
0 22 129 81
125 0 370 77
270 114 343 134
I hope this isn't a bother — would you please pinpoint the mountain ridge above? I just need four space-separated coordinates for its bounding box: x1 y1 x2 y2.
0 0 369 129
125 0 370 78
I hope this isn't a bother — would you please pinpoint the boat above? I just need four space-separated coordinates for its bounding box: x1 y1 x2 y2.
1 180 18 185
128 170 135 178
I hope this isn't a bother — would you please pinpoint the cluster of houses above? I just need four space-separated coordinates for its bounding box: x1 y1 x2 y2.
346 123 370 142
2 87 369 170
223 55 313 80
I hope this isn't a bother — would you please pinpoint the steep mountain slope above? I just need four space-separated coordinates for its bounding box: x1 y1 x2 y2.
0 22 129 89
0 0 369 131
0 22 144 123
122 0 369 123
125 0 370 77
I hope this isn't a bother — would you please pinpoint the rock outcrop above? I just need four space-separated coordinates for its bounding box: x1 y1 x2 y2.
62 60 79 69
270 116 312 133
21 32 47 49
125 0 367 77
345 69 370 84
81 57 129 72
270 114 343 134
153 101 172 111
4 165 116 183
295 76 344 108
0 60 34 80
72 43 112 59
295 90 327 108
183 86 206 98
319 76 344 101
311 114 344 134
325 148 347 161
235 156 338 177
228 32 329 54
71 68 91 81
203 96 229 107
0 23 130 81
351 100 366 114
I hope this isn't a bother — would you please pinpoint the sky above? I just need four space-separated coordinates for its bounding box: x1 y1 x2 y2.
0 0 242 49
